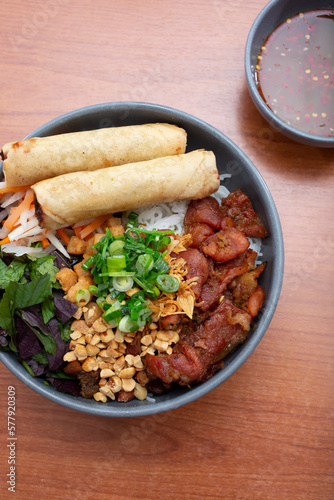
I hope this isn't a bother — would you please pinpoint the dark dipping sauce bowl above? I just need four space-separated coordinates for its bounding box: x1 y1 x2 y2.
245 0 334 148
0 102 284 416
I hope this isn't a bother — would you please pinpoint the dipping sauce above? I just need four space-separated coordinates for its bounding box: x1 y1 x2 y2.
255 10 334 137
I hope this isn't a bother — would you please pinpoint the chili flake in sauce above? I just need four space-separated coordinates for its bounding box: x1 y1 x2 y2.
255 10 334 137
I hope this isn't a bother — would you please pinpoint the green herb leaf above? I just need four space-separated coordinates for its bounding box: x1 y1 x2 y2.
41 297 56 324
28 255 60 287
0 258 27 289
0 293 13 332
30 326 57 355
32 351 48 365
58 320 72 342
12 274 52 310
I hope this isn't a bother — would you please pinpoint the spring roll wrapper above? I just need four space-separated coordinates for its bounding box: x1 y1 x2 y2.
32 150 220 229
1 123 187 187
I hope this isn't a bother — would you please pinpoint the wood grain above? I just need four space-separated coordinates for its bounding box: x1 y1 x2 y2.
1 1 334 499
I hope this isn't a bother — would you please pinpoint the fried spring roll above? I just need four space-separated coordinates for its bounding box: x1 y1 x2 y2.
1 123 187 187
32 150 220 229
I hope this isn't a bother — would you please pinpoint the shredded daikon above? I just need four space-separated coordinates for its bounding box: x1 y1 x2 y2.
46 231 70 258
1 191 26 208
0 226 9 239
0 209 9 223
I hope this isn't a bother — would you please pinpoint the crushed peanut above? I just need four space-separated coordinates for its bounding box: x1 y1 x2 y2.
100 368 115 378
93 392 107 403
100 329 115 343
86 344 100 357
76 336 86 345
99 385 116 400
108 376 122 393
63 351 77 362
70 331 82 340
92 317 109 333
74 344 88 361
119 367 136 379
122 378 136 392
90 334 101 346
134 383 148 401
141 335 153 346
82 357 99 372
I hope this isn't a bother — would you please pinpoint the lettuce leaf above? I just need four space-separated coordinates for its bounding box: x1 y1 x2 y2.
0 274 52 336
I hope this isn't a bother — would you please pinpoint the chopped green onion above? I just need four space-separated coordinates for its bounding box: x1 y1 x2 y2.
127 226 172 237
107 254 126 274
156 274 179 293
96 296 105 307
81 255 95 270
153 255 169 273
88 285 99 296
133 276 160 299
126 212 139 230
102 300 122 322
108 290 126 301
99 271 135 277
81 214 179 332
75 289 91 306
118 315 137 333
108 239 125 256
129 290 147 302
136 254 154 275
156 235 171 250
92 234 107 250
105 228 113 240
98 283 110 293
106 316 121 328
112 276 134 292
137 308 152 328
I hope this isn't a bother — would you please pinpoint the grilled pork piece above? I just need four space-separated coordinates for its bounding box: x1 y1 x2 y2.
220 189 268 238
198 249 258 311
145 299 251 385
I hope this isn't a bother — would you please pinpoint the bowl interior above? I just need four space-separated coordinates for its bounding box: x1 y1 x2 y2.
245 0 334 147
0 102 284 416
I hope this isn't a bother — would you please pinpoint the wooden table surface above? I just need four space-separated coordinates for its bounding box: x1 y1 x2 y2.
1 1 333 499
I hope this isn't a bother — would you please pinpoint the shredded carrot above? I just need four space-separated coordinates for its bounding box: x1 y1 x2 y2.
0 185 31 194
74 226 85 238
80 215 110 239
3 191 34 230
41 237 50 248
56 228 70 245
0 236 10 245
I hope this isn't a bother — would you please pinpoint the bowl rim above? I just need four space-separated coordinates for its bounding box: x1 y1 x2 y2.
245 0 334 148
0 101 284 417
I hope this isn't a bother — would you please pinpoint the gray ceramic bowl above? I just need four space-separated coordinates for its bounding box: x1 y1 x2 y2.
0 102 284 416
245 0 334 148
